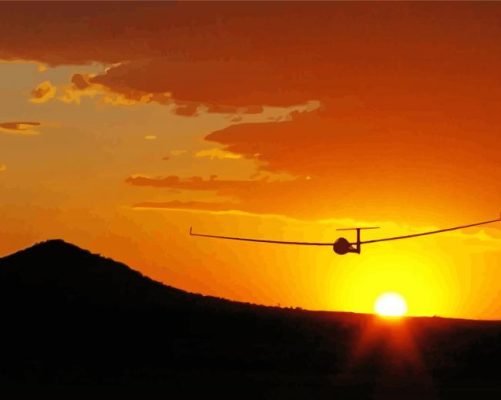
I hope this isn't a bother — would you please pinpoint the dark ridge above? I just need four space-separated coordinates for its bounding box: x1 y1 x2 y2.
0 240 501 398
0 239 365 317
0 238 199 312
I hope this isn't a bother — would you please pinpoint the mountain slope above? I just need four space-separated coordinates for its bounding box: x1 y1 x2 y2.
0 240 360 396
0 239 198 311
0 240 501 398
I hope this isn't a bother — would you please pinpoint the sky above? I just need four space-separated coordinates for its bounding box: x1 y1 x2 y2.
1 2 500 320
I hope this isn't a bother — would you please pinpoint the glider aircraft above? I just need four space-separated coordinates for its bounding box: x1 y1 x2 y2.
190 215 501 255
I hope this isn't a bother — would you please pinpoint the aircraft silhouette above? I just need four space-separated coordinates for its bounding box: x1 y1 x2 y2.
190 215 501 255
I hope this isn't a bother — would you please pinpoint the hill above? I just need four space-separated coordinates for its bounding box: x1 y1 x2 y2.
0 239 500 398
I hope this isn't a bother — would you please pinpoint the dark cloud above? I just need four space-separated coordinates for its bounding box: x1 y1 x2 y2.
0 121 39 130
173 102 199 117
71 73 92 90
0 121 41 135
2 3 501 111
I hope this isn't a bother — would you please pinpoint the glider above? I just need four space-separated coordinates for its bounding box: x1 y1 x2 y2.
190 215 501 255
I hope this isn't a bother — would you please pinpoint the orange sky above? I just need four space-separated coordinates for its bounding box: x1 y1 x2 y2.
0 2 500 319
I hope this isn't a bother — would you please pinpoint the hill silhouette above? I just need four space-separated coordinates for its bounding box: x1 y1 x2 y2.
0 240 501 398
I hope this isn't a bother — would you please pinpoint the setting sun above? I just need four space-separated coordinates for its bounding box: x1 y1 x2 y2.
374 292 408 317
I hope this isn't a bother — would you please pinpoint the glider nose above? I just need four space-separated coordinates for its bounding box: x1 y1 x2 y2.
333 237 352 255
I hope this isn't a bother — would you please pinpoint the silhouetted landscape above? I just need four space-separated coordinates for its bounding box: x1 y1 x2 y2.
0 240 500 398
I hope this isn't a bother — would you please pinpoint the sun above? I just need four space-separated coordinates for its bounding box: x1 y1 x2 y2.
374 292 408 317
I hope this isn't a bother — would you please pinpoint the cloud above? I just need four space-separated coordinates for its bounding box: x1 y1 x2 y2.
58 73 172 106
173 102 199 117
133 200 241 212
1 3 500 223
89 58 317 111
124 174 297 200
30 80 56 103
2 3 499 126
201 108 500 222
126 98 501 223
126 175 225 189
0 164 6 172
144 135 157 140
125 174 287 191
194 148 242 160
0 121 40 135
5 3 500 112
27 73 171 107
125 174 334 219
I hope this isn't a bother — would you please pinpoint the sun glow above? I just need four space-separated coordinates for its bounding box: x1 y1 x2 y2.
374 292 408 317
